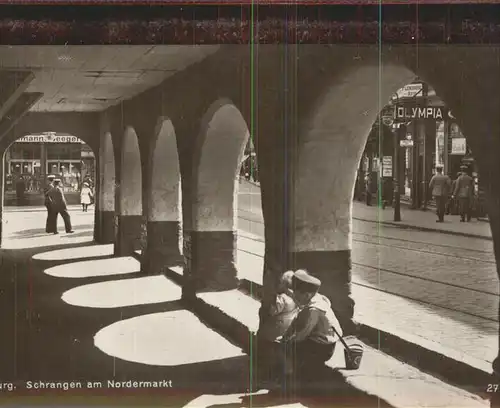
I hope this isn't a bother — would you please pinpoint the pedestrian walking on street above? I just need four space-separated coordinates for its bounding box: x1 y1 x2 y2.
365 172 377 206
80 182 93 212
47 179 74 234
446 172 462 215
44 175 56 233
429 165 451 223
453 166 474 222
15 176 26 206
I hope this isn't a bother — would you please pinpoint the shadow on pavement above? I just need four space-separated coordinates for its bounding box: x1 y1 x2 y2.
64 230 95 239
207 368 391 408
0 236 256 406
12 224 94 237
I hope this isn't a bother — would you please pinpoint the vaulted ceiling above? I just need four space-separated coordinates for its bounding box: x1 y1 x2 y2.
0 45 220 112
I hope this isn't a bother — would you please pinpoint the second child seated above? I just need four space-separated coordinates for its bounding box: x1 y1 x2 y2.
256 271 299 380
280 270 343 376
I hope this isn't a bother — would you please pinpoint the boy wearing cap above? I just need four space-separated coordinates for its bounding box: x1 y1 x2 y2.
281 270 343 377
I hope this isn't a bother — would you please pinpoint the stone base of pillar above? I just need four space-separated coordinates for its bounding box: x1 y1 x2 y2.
98 210 115 244
291 250 356 335
94 209 101 243
183 230 238 295
114 215 143 257
101 211 115 244
141 221 183 275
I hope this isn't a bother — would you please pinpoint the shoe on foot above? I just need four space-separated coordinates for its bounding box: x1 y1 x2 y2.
53 232 59 235
67 230 75 234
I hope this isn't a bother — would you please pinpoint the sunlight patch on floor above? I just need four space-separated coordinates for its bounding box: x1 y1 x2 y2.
94 310 245 366
44 256 140 278
62 275 181 308
33 244 114 261
180 390 308 408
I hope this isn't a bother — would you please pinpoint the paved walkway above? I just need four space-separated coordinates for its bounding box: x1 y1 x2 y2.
235 231 496 372
0 207 487 407
242 180 492 239
0 208 275 407
353 201 492 240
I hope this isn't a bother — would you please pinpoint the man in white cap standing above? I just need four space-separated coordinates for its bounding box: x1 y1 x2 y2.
429 165 451 223
44 175 56 233
47 179 74 234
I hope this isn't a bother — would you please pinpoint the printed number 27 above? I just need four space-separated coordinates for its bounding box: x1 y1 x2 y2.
487 384 499 393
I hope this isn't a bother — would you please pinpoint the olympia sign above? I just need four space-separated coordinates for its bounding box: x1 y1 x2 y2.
395 106 445 120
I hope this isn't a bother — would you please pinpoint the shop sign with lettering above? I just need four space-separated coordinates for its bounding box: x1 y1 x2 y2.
382 156 393 177
395 83 423 99
16 135 84 144
451 138 467 155
395 106 445 120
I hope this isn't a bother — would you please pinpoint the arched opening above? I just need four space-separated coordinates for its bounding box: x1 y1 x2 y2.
1 132 96 249
289 60 497 364
143 118 183 275
291 64 416 333
115 126 143 256
357 81 484 217
187 99 251 291
96 131 116 244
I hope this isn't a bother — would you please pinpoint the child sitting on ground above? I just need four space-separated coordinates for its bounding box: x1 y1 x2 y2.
255 271 299 384
258 270 299 342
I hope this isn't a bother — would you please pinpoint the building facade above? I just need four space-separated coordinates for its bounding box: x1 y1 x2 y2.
4 132 95 205
358 81 485 216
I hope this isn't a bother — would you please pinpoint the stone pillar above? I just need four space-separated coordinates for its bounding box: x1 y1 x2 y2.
257 47 415 336
186 230 237 292
0 151 4 247
464 119 500 378
96 132 115 244
115 127 143 257
115 213 143 256
184 101 248 294
142 119 183 274
93 159 100 243
143 220 182 274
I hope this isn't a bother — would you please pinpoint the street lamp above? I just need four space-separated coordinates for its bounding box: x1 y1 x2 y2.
381 107 401 222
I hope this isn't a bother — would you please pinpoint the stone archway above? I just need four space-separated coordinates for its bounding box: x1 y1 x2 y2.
186 99 250 292
96 131 116 244
290 64 416 333
142 118 182 275
115 126 143 256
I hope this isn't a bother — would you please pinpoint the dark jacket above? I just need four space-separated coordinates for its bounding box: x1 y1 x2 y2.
44 183 54 207
47 186 67 210
429 173 452 197
454 174 474 199
283 294 343 345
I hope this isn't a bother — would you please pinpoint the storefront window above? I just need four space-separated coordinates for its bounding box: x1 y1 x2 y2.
47 144 81 160
4 136 95 201
47 161 82 192
9 143 40 160
435 121 445 169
